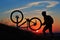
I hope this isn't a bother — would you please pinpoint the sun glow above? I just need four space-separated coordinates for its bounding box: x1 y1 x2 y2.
36 30 39 32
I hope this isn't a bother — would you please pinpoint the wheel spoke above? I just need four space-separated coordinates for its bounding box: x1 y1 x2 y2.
29 17 42 31
10 10 24 27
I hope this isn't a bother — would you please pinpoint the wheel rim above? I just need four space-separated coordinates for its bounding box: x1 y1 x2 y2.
29 17 42 31
10 10 24 23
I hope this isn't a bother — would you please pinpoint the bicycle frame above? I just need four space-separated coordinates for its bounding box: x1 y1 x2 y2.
10 10 42 31
19 18 36 29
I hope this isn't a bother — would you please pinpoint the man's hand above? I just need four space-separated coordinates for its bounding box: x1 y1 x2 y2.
42 23 45 25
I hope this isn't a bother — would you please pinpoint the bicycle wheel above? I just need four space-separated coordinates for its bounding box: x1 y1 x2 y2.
29 17 42 31
10 10 24 23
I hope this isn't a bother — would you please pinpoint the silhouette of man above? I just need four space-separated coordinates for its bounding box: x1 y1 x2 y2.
42 11 54 35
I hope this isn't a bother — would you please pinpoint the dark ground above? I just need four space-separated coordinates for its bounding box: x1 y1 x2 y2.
0 23 60 40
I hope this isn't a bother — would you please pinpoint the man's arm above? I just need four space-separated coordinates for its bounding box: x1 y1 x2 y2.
42 17 46 25
40 21 45 28
42 21 46 25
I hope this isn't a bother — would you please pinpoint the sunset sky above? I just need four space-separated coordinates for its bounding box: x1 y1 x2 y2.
0 0 60 33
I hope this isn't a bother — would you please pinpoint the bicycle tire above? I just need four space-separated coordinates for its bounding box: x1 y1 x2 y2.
10 10 24 23
29 17 42 31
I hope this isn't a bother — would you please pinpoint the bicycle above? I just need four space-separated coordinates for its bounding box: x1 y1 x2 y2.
10 10 42 31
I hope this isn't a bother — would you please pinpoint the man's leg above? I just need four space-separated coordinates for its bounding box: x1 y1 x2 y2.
49 25 53 35
43 26 48 35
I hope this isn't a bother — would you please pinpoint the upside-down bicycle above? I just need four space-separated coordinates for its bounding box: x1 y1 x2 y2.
10 10 42 31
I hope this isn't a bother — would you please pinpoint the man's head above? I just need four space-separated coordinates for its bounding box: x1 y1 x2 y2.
42 11 46 17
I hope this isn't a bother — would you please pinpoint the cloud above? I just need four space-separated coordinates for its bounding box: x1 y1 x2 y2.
46 1 59 8
1 1 41 14
0 1 59 19
0 1 42 15
9 1 59 11
20 1 59 10
12 2 41 10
